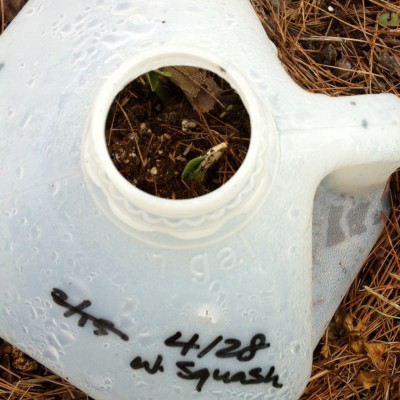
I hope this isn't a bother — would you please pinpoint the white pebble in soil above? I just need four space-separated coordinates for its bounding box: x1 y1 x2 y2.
150 167 158 175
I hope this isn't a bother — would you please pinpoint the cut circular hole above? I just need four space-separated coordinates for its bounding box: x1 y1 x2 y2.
105 66 250 200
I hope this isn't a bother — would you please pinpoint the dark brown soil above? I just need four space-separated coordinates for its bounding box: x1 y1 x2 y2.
105 69 250 199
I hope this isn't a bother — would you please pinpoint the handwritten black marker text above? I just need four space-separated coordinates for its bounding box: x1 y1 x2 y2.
176 361 283 392
130 355 164 374
51 288 129 341
50 289 283 392
164 331 270 361
130 331 282 392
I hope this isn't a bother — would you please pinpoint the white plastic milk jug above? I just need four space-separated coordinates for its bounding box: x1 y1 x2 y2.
1 1 400 399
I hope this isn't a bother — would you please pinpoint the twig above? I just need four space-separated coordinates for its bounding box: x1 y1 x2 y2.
363 286 400 312
115 100 145 167
299 36 369 44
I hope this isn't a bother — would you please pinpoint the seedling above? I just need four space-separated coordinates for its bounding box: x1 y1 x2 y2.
378 12 400 27
181 142 228 183
145 69 172 102
219 104 233 119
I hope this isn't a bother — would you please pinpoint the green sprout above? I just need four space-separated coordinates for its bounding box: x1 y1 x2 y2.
219 104 233 119
181 142 228 184
378 12 400 27
181 156 206 183
145 69 172 102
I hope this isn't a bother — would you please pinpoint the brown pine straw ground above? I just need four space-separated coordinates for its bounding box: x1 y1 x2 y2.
1 0 400 399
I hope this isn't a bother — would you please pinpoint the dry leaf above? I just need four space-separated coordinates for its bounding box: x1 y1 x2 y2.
320 343 330 358
163 66 222 113
10 346 38 372
350 338 365 354
379 50 400 77
358 370 378 390
326 324 338 341
2 0 29 25
343 314 366 333
334 57 353 78
318 44 337 65
0 341 12 382
365 343 386 368
62 390 90 400
325 309 346 340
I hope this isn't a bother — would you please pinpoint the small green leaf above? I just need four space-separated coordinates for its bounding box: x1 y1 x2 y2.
145 69 173 103
188 168 207 183
146 71 160 92
154 69 172 78
145 69 172 90
181 143 228 184
181 156 204 180
378 12 400 27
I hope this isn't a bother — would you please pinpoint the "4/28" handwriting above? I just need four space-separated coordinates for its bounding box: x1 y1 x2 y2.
165 331 270 361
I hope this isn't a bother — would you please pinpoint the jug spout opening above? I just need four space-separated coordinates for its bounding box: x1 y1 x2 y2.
82 50 280 246
320 161 399 197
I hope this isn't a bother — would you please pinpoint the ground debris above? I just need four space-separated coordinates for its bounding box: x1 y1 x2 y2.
163 66 222 113
379 50 400 77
